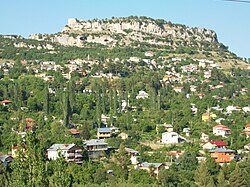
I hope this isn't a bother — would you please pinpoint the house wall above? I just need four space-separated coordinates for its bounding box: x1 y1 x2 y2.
211 152 235 163
162 132 179 144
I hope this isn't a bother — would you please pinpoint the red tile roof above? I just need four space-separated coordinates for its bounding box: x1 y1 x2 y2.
209 140 228 147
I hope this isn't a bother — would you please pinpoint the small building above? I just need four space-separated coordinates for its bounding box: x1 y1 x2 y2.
209 148 235 163
0 155 13 167
84 139 108 160
202 140 228 150
200 133 209 142
135 162 163 178
162 132 179 144
47 144 83 164
213 125 231 138
156 124 173 133
118 132 129 140
97 128 112 139
202 112 217 122
183 127 191 136
136 91 149 99
0 100 12 106
125 147 139 165
244 123 250 132
69 129 80 138
12 145 27 158
173 87 183 93
244 143 250 150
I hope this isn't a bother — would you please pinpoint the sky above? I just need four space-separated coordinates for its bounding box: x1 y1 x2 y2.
0 0 249 58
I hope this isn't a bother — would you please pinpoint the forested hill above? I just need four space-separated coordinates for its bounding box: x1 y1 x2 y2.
0 16 248 69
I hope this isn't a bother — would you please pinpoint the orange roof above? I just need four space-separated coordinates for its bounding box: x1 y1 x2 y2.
25 118 33 122
69 129 80 135
0 100 12 104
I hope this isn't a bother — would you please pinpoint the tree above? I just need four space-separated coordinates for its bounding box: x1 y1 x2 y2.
43 84 50 114
228 164 248 187
217 169 228 187
114 143 130 169
63 90 71 127
195 161 212 187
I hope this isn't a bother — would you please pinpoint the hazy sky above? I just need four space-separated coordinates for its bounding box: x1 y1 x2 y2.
0 0 249 58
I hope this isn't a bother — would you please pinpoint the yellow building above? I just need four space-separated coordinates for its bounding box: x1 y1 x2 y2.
202 112 217 122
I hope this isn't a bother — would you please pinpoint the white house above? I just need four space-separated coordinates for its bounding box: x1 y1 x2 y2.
47 144 83 163
213 125 231 138
125 147 139 165
136 91 149 99
162 132 179 144
200 133 209 142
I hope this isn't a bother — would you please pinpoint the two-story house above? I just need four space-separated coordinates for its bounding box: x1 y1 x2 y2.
47 144 83 164
162 132 179 144
97 128 112 139
209 148 235 163
84 139 108 160
213 125 231 138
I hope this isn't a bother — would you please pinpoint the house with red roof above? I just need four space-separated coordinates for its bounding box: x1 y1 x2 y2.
213 125 231 138
0 100 12 106
202 140 228 150
244 123 250 138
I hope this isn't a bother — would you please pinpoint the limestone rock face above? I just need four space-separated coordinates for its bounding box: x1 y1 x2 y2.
29 17 219 47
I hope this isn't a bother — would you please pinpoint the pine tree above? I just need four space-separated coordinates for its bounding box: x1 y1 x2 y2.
228 164 248 187
63 91 71 127
194 161 212 187
217 169 228 187
43 84 49 115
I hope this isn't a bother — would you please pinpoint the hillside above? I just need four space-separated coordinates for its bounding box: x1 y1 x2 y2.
0 16 248 69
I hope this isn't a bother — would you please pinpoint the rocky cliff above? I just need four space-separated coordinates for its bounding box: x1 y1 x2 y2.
29 16 221 49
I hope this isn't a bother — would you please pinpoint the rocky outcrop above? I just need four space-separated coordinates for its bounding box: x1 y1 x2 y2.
28 16 219 48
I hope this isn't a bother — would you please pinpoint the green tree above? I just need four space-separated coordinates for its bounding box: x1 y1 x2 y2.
228 164 248 187
217 169 228 187
195 161 213 187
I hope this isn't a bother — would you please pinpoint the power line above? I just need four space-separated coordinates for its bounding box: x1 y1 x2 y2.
221 0 250 3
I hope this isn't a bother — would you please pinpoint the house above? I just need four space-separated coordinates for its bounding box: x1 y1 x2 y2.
47 144 83 164
156 124 173 133
202 112 217 122
125 147 139 165
183 128 191 136
244 123 250 138
135 162 163 178
24 118 36 131
200 133 209 142
209 148 235 163
118 132 129 140
97 128 112 139
101 114 110 124
69 129 80 138
162 132 179 144
244 123 250 131
202 140 228 150
0 155 13 167
12 145 27 158
84 139 108 160
168 150 184 160
0 100 12 106
213 125 231 138
136 90 149 99
190 85 197 92
244 143 250 150
173 87 183 93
